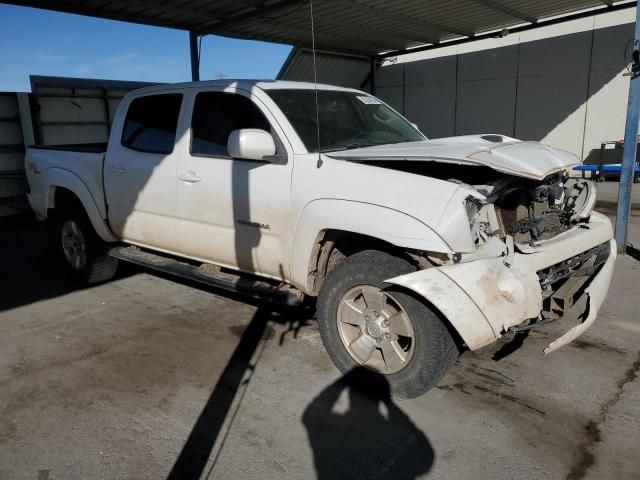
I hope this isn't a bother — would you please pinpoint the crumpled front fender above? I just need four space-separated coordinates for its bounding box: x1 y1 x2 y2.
385 252 542 350
386 233 616 354
385 265 502 351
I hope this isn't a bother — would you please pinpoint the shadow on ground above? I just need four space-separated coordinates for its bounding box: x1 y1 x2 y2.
626 243 640 262
166 307 433 480
303 367 433 480
166 306 312 480
0 214 135 313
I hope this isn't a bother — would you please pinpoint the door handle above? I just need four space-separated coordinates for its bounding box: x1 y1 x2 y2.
110 165 127 175
179 172 202 183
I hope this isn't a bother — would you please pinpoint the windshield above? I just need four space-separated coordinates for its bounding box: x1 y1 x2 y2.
266 89 425 153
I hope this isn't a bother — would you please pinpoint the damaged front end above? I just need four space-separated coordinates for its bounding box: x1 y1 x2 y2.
387 172 615 354
466 173 598 247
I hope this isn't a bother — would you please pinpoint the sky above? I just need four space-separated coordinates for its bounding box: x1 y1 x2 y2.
0 3 293 92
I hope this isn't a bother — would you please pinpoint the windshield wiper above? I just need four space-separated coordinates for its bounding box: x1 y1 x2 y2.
345 143 370 150
322 140 413 153
322 143 370 153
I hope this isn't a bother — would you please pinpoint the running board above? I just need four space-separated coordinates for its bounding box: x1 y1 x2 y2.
107 246 304 306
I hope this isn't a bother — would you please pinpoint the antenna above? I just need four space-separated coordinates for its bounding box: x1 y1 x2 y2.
309 0 322 167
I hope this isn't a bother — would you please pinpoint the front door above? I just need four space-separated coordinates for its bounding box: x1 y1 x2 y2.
176 88 292 279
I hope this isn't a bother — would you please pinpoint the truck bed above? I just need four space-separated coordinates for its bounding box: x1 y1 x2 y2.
25 144 108 221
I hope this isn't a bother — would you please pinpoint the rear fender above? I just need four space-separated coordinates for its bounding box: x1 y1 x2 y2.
47 168 117 242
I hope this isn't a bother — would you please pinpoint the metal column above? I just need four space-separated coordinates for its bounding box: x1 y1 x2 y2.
189 31 200 82
370 57 376 95
615 5 640 254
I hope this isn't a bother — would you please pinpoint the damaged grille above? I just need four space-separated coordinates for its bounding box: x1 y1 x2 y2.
538 241 610 319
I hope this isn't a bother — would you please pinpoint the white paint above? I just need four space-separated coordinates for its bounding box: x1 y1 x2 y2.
227 129 276 161
330 135 579 180
25 79 616 356
387 213 614 350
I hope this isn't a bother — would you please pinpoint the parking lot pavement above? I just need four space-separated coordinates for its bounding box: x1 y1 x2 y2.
1 212 639 480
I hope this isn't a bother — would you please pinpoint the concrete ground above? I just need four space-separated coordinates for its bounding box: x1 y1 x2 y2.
0 186 639 480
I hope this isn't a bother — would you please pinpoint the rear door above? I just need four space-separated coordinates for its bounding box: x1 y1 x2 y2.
176 87 293 279
104 92 186 252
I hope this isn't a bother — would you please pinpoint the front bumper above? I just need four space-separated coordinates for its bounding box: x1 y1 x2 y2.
386 211 616 353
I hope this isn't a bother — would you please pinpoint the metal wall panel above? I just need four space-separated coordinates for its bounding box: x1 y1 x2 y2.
278 49 370 88
0 77 155 216
0 93 27 203
30 76 156 146
374 8 635 160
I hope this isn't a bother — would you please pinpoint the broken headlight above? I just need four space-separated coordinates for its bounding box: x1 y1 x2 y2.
465 196 501 245
565 179 597 221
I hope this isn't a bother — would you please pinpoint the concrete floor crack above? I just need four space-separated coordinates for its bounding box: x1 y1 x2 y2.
567 351 640 480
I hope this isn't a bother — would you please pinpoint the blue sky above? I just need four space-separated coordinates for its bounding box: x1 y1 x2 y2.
0 4 293 92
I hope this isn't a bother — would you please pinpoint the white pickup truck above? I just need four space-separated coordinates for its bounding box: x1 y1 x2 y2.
26 80 615 397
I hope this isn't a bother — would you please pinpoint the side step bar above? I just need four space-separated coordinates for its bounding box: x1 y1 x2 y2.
107 246 304 306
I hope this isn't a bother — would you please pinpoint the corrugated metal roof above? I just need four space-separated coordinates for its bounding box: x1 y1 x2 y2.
4 0 636 56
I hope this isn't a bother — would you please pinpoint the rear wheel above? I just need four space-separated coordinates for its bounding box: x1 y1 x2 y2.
317 250 459 398
51 205 118 285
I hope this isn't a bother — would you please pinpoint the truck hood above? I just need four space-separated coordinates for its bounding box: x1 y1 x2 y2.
326 134 579 181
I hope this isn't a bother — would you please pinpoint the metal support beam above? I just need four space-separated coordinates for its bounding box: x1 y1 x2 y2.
189 31 200 82
16 93 35 148
370 58 376 95
615 6 640 254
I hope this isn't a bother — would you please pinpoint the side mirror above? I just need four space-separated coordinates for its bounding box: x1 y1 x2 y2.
227 129 276 161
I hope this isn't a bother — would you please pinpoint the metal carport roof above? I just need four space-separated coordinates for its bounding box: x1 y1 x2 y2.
3 0 640 252
3 0 637 57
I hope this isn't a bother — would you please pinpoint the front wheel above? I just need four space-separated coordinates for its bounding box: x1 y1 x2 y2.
316 250 459 399
51 205 119 285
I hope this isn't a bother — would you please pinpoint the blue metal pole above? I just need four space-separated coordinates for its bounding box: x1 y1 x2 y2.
615 5 640 254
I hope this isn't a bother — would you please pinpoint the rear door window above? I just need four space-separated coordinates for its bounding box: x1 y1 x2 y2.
121 94 182 154
190 92 270 157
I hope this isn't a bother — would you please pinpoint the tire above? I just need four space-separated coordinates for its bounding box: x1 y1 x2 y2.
51 204 119 285
317 249 459 399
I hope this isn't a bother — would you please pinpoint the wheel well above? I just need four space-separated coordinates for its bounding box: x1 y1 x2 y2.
50 187 83 214
307 230 415 295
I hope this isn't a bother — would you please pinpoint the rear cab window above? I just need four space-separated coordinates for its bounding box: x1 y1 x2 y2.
121 93 182 154
190 91 271 157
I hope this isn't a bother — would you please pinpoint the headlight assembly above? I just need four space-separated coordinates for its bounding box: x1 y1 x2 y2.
465 196 501 245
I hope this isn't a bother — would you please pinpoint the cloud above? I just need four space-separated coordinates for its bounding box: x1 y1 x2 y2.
34 52 70 61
